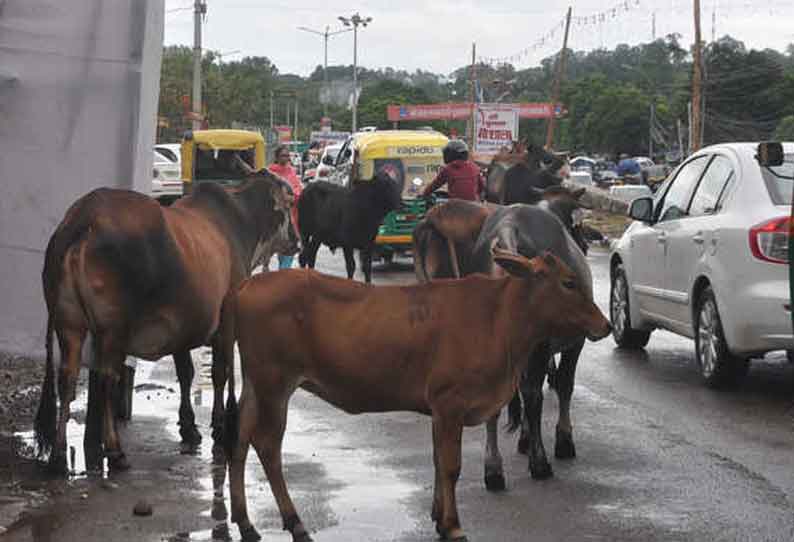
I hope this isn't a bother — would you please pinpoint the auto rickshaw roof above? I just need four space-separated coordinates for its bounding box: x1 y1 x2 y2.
185 129 265 150
352 130 449 159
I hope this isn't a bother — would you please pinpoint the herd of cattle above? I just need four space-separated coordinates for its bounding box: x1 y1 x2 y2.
33 146 610 542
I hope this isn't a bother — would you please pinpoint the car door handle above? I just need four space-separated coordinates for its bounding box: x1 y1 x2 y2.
692 233 705 244
657 232 667 244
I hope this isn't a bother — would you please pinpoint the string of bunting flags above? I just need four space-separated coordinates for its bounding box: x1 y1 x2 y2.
479 0 644 67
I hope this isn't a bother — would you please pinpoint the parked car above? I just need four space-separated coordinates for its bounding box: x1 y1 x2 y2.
610 142 794 387
154 143 181 164
609 184 653 202
634 156 671 183
310 143 343 183
151 149 182 204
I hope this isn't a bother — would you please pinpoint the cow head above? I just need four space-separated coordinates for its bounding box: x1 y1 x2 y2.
236 169 300 270
371 169 403 213
492 248 610 342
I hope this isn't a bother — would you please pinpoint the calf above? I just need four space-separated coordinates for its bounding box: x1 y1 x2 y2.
298 171 401 283
414 202 594 487
226 252 611 542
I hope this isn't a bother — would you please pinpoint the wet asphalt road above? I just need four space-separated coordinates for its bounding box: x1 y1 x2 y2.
6 247 794 542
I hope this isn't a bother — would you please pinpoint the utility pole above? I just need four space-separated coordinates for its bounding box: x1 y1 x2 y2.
468 43 476 146
545 6 572 150
338 13 372 133
298 25 352 117
691 0 704 152
652 11 656 40
269 90 274 129
649 102 655 159
192 0 207 131
294 96 299 141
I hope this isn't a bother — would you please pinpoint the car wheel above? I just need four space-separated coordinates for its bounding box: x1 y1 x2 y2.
610 265 652 349
694 286 749 388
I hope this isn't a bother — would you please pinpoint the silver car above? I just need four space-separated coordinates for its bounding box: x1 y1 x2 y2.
610 142 794 387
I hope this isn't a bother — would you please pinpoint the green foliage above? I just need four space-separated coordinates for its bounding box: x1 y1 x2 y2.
774 116 794 141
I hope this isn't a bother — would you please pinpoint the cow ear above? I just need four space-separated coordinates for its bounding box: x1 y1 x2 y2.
492 248 533 278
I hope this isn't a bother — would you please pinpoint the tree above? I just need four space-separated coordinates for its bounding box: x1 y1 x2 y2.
774 116 794 140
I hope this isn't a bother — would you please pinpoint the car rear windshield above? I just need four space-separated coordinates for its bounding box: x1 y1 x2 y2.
761 154 794 205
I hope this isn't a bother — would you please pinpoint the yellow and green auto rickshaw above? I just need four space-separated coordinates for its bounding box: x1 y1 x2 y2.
181 129 266 195
334 130 449 262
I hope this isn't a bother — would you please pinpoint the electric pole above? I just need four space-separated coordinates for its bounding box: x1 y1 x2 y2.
468 43 476 146
545 6 572 150
298 25 352 117
338 13 372 133
192 0 206 132
692 0 704 152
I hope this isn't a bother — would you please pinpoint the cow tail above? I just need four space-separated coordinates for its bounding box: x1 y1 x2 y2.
506 392 522 433
413 221 433 282
34 314 57 458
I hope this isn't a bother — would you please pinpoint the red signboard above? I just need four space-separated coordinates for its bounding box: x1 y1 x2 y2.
387 102 562 122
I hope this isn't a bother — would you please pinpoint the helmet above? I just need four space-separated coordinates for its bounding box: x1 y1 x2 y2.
443 140 469 164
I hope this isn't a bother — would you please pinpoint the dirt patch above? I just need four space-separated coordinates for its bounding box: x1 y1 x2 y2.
0 353 43 435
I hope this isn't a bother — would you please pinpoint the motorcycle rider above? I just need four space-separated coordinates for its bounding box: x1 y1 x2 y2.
421 139 484 202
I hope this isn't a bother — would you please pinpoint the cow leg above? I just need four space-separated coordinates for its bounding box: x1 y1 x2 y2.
432 414 466 541
50 326 86 473
211 313 234 447
360 248 373 284
84 370 104 472
553 338 584 460
229 384 260 542
483 412 506 491
174 350 201 452
252 394 311 542
343 247 356 280
521 344 553 480
303 239 321 269
93 335 130 472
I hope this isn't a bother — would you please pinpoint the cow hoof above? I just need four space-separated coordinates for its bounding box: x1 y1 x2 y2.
46 453 69 476
554 433 576 460
108 453 131 472
293 532 314 542
517 437 529 456
484 472 506 492
239 524 261 542
211 497 228 521
180 425 203 446
180 440 201 456
530 462 553 480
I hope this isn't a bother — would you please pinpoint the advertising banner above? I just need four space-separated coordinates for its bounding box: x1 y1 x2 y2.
474 104 519 155
310 131 350 145
387 102 561 122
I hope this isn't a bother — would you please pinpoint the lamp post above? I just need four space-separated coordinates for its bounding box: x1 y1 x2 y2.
337 12 372 133
297 25 352 117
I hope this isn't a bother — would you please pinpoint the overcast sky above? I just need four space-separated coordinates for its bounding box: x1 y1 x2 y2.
164 0 794 76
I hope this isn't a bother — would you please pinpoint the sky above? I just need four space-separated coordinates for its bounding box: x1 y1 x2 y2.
163 0 794 77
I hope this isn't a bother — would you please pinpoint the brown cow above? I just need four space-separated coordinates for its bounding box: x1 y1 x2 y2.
225 250 611 542
35 171 297 473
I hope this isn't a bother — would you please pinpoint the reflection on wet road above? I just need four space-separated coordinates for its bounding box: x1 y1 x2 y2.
4 247 794 541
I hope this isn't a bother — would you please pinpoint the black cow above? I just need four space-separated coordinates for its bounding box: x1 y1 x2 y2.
298 172 402 283
485 144 567 205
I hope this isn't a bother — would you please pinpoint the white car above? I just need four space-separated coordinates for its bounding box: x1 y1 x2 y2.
610 142 794 387
154 143 181 164
311 143 343 183
151 149 182 203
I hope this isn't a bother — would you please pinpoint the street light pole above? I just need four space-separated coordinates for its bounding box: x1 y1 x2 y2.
192 0 207 131
297 25 352 118
338 12 372 133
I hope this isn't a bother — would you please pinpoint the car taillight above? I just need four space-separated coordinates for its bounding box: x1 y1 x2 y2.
749 216 791 264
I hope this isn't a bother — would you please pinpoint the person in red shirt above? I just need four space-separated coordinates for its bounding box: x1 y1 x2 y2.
268 145 302 269
421 140 484 201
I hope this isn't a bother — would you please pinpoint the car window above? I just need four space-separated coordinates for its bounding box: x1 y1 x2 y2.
656 156 709 222
689 155 735 216
155 147 178 163
761 153 794 205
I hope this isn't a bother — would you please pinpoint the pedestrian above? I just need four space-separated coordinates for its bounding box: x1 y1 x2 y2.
420 140 484 202
268 144 302 269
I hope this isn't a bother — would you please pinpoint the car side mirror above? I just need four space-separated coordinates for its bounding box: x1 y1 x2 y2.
757 142 784 167
629 197 654 222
